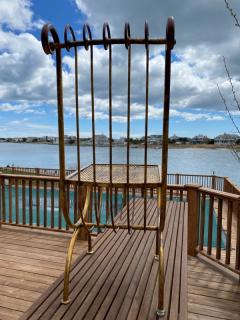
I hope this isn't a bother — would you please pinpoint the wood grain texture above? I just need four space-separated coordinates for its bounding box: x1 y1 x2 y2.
0 226 87 320
20 199 188 320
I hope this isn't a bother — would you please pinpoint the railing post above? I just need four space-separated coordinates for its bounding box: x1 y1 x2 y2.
236 200 240 271
186 184 201 257
176 173 180 185
78 185 88 241
211 174 216 190
0 174 2 228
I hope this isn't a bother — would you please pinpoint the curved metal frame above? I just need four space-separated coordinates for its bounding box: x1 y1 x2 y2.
41 17 175 314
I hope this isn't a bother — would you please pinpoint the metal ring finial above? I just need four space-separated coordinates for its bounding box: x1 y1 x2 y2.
103 22 111 50
83 23 92 50
64 24 76 52
144 21 149 50
41 24 60 55
124 22 131 49
166 16 175 50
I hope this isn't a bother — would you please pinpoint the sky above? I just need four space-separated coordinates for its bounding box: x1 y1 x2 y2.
0 0 240 138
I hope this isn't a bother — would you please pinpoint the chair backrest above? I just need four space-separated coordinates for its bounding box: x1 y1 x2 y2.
41 18 175 232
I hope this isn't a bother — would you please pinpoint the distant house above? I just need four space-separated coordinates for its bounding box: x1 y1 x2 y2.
64 135 77 144
114 137 126 146
95 134 109 146
169 135 190 144
191 134 210 144
214 133 240 145
147 135 163 145
26 137 36 143
45 136 58 144
169 134 179 142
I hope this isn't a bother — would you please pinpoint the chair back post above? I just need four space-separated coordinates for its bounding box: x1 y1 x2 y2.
186 184 201 257
41 25 72 228
160 17 175 232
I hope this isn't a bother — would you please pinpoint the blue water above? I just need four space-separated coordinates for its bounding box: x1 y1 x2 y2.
199 199 226 248
2 185 225 248
2 186 124 228
0 143 239 185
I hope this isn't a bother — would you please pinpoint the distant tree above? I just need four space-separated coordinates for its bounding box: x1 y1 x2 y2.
68 139 76 145
207 139 215 145
217 0 240 160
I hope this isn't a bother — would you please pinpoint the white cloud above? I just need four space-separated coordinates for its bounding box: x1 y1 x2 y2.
0 0 239 136
0 0 43 31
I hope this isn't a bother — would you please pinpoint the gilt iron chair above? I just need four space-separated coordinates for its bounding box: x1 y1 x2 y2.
41 17 175 317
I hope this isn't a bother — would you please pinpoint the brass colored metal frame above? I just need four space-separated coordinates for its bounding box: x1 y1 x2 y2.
41 17 175 315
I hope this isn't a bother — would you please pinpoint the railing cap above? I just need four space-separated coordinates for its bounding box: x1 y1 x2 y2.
185 183 202 189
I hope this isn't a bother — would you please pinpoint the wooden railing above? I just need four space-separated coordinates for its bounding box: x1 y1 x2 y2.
0 174 66 232
0 169 239 276
0 172 186 233
0 166 232 191
187 184 240 275
223 177 240 195
167 173 225 190
0 166 75 177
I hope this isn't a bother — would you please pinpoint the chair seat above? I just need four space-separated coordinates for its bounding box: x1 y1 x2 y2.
69 164 161 187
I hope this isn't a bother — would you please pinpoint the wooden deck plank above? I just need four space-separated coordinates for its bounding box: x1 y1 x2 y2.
179 202 188 320
0 307 22 320
169 201 185 319
0 274 48 293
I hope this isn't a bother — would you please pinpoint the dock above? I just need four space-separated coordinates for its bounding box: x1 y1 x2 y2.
0 170 239 319
0 200 238 319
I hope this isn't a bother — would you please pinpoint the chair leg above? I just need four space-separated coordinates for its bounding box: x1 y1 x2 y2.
61 227 81 304
157 232 165 317
155 228 160 259
86 229 94 254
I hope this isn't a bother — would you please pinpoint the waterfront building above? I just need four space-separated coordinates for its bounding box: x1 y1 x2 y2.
214 133 240 145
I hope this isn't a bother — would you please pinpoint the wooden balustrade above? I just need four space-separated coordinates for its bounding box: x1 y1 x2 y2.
0 173 69 232
0 172 188 231
0 170 239 277
187 184 240 275
0 166 75 177
0 167 229 191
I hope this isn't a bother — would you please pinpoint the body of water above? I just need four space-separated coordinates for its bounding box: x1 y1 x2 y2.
0 143 239 185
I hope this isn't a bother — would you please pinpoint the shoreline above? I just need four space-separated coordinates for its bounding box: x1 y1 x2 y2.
0 142 239 150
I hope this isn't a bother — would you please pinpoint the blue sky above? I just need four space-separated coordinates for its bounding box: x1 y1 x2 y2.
0 0 240 138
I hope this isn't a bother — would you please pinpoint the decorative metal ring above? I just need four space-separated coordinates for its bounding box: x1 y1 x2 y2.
41 24 60 55
166 16 175 50
83 23 92 50
144 21 149 50
124 22 131 49
64 24 76 52
103 22 111 50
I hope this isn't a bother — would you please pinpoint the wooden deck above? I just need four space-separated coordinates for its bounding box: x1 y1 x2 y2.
0 200 239 320
0 227 87 320
188 256 240 320
21 199 187 320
